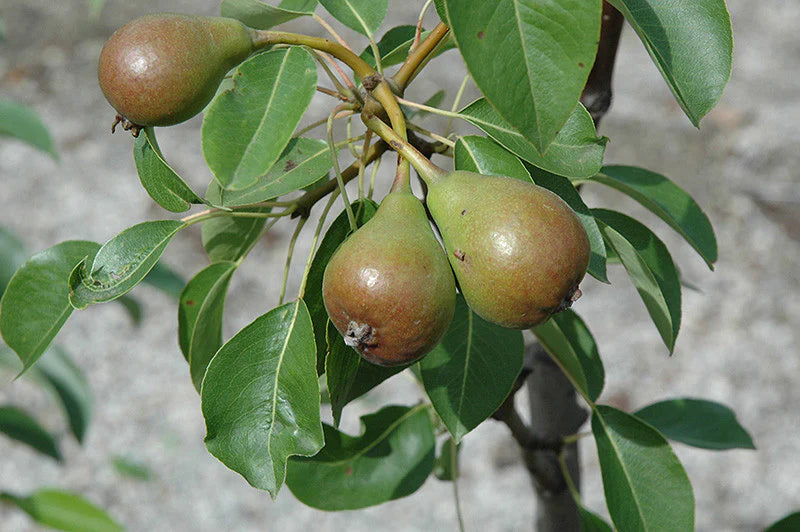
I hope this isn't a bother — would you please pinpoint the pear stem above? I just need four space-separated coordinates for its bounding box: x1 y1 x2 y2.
393 22 451 90
362 113 448 186
328 103 358 231
391 157 412 193
253 30 409 149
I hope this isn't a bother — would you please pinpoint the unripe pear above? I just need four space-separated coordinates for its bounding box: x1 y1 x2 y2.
426 171 590 329
98 13 257 127
322 190 456 366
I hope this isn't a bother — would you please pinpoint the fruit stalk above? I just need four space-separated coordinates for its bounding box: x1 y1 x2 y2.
393 22 450 90
362 113 447 185
252 30 408 141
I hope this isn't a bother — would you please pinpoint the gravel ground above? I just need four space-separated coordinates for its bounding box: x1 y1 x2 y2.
1 1 798 531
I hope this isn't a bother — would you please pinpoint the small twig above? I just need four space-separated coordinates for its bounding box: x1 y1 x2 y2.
410 0 435 54
312 13 354 52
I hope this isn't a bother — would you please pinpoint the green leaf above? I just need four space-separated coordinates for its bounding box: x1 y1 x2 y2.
304 200 378 372
532 309 604 403
203 184 270 262
607 0 732 126
592 405 694 531
433 437 460 481
0 99 58 159
527 165 608 283
111 455 153 481
766 512 800 532
215 137 332 206
459 99 606 179
634 398 755 451
141 260 185 300
593 209 681 353
202 299 323 497
579 507 614 532
361 26 455 69
133 127 206 213
0 345 93 443
446 0 602 153
0 346 92 444
0 405 61 460
203 47 318 190
286 404 435 510
69 221 185 309
420 294 524 443
454 135 532 182
33 346 93 444
179 262 237 392
1 489 123 532
0 226 26 297
325 323 408 426
318 0 387 37
584 166 717 269
0 16 5 41
221 0 318 30
433 0 447 23
0 240 99 371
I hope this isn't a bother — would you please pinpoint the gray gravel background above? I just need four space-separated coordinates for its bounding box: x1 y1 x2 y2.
1 1 798 531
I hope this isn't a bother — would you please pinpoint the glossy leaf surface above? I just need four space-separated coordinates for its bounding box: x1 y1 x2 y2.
178 262 237 391
318 0 387 37
214 137 332 206
203 48 317 190
202 300 322 497
1 240 99 370
202 184 270 262
286 405 435 510
592 405 694 531
459 99 605 179
420 295 524 443
454 135 531 182
607 0 732 125
133 127 205 213
585 166 717 269
69 221 185 309
532 309 604 403
446 0 601 153
634 398 755 450
221 0 318 29
594 209 681 353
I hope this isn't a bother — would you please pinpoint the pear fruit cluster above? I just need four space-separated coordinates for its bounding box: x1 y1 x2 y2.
98 13 257 127
323 190 456 367
323 170 590 366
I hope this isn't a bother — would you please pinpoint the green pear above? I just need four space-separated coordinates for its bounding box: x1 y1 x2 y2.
322 189 456 367
426 171 590 329
98 13 257 127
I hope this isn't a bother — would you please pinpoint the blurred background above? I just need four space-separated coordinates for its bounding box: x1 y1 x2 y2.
1 1 798 530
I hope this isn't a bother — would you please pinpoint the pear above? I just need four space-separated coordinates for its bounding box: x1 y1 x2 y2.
426 171 590 329
322 190 456 367
98 13 257 127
